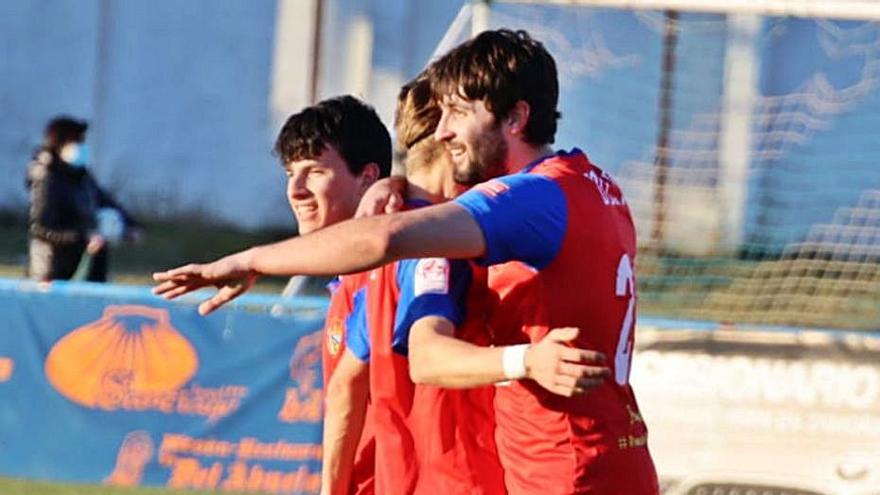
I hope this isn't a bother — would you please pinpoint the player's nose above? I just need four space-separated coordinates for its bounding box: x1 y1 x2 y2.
434 112 454 142
287 171 311 199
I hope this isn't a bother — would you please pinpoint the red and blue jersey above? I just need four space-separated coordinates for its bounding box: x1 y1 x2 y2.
454 149 658 495
347 200 505 495
323 272 375 495
323 274 371 386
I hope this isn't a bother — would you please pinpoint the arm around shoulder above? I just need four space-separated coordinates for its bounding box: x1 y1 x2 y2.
408 316 507 388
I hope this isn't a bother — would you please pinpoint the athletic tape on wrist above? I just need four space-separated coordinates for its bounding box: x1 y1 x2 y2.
502 344 529 380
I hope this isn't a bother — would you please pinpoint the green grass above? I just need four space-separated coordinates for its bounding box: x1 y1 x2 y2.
0 477 249 495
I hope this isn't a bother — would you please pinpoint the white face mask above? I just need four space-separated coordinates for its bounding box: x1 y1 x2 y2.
60 143 89 167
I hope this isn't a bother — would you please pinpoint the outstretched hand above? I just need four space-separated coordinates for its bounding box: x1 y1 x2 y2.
152 250 258 315
525 327 611 397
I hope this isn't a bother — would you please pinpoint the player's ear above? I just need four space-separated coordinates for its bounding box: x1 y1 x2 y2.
506 100 531 139
358 162 381 191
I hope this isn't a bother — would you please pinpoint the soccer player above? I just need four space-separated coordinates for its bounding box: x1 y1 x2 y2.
323 74 509 494
272 95 391 495
155 29 658 494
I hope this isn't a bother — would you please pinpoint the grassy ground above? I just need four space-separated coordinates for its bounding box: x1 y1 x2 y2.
0 477 251 495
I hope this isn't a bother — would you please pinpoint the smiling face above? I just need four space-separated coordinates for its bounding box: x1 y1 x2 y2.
284 145 371 235
434 94 509 186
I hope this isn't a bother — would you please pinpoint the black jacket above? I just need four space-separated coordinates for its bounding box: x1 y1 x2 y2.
26 149 138 245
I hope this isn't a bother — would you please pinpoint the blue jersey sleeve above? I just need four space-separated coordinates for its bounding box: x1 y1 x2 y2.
344 287 370 362
392 258 471 356
454 173 568 269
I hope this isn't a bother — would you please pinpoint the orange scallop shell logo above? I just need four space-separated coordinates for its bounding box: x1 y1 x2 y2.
45 305 198 407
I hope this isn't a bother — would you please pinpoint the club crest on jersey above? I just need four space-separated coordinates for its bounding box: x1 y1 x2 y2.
326 321 344 357
414 258 450 296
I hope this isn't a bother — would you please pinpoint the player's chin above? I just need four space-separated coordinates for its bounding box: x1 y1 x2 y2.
296 218 322 235
453 165 485 187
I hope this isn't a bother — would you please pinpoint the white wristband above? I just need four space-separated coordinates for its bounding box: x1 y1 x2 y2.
502 344 529 380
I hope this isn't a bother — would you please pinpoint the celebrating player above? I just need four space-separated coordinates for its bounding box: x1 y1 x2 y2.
324 74 614 494
155 29 659 494
322 74 505 494
272 95 391 495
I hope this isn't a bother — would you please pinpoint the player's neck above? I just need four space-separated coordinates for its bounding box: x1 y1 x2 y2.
505 143 554 174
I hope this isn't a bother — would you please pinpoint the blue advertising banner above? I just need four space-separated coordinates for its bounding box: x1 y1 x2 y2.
0 278 328 494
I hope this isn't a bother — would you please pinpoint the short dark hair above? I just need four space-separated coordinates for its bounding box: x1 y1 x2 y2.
274 95 392 178
43 116 88 152
429 29 561 145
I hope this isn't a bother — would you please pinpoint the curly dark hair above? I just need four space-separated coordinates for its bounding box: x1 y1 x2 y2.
428 29 561 145
274 95 392 178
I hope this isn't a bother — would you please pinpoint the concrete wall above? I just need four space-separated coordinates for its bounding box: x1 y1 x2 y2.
1 1 102 210
0 0 465 229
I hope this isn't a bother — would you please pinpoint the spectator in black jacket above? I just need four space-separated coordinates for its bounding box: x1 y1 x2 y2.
26 116 140 282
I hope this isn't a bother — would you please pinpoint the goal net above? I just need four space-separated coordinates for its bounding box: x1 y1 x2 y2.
434 1 880 331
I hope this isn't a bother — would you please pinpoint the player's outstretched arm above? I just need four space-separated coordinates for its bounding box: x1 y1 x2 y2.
321 349 370 495
408 318 610 397
247 200 485 275
151 252 259 315
152 201 485 314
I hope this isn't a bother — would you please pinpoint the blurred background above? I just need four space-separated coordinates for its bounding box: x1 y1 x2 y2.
1 1 879 494
1 0 879 326
0 0 463 290
0 0 458 227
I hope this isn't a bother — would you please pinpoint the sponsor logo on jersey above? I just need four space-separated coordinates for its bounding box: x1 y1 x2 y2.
473 180 510 199
414 258 450 296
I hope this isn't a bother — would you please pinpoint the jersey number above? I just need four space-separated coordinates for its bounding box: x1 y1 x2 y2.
614 254 635 385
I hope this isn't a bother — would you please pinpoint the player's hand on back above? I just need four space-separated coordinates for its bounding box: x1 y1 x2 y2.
525 327 611 397
152 250 258 315
355 176 406 218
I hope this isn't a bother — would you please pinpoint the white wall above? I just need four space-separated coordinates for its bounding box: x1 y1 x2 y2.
0 0 102 209
318 0 465 125
0 0 465 228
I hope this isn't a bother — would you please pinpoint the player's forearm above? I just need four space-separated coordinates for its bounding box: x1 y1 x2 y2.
245 203 484 277
249 215 393 277
321 392 367 495
320 372 369 495
409 331 509 388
